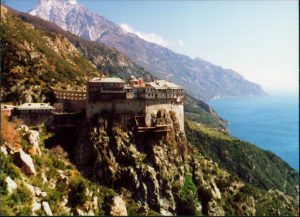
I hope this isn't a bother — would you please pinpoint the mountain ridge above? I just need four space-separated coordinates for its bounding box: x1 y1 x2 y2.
28 0 266 100
1 6 298 216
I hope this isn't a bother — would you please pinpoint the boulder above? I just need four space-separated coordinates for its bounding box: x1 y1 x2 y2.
5 176 17 193
0 145 8 156
14 149 36 175
32 201 41 212
41 191 47 198
42 201 53 216
109 196 128 216
28 130 41 156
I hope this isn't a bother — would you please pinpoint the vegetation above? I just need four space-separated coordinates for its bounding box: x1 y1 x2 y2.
186 119 299 198
184 95 227 129
0 182 33 216
1 9 102 103
10 8 155 82
68 177 88 207
176 174 200 215
0 116 21 149
1 5 298 216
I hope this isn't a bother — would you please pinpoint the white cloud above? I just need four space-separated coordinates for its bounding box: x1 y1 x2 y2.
120 23 170 47
68 0 77 5
177 40 185 47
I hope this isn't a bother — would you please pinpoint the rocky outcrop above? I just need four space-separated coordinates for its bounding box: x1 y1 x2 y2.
32 201 42 213
14 149 36 175
42 201 53 216
28 130 41 156
76 111 188 214
73 110 299 216
109 196 128 216
5 176 17 193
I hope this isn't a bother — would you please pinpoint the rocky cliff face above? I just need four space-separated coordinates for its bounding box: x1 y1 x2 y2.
74 111 298 215
75 111 189 215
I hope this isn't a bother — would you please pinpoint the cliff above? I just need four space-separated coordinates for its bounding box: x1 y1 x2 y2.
72 111 298 215
1 5 298 216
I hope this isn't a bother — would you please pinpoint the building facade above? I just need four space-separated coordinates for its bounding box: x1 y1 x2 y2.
14 103 55 126
51 87 86 113
86 77 185 132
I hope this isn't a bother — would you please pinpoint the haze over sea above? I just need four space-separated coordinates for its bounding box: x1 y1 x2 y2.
209 93 299 171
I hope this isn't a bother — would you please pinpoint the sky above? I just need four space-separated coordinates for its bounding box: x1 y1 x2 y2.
3 0 299 93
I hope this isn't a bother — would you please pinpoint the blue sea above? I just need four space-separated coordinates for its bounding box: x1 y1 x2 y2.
209 94 299 171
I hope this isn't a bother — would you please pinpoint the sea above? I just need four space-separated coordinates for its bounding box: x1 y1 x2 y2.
209 93 299 171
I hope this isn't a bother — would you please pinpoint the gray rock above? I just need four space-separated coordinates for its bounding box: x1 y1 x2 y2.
109 196 128 216
5 176 17 193
41 191 47 198
32 201 42 212
14 149 36 175
42 201 53 216
28 130 41 155
0 145 8 156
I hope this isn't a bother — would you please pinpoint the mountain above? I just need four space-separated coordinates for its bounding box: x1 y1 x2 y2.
4 4 227 130
5 4 155 82
1 5 299 216
29 0 265 100
1 5 103 103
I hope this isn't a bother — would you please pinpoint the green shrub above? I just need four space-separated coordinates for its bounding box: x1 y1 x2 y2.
0 173 8 196
176 174 200 215
0 153 21 179
0 182 33 216
68 178 88 207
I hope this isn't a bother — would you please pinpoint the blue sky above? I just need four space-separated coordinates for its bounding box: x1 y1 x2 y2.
4 0 299 93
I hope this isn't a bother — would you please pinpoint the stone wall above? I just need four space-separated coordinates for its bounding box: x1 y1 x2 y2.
16 113 54 126
86 98 184 133
145 103 184 133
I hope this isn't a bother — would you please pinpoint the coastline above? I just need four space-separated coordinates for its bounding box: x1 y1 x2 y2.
209 94 299 171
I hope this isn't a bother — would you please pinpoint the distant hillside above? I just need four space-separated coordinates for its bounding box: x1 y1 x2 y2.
186 120 299 199
2 5 226 130
1 5 299 216
3 5 227 130
7 6 154 82
1 5 102 103
28 0 266 100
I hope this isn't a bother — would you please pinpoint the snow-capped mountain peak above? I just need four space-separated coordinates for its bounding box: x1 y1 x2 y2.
29 0 116 41
28 0 265 99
